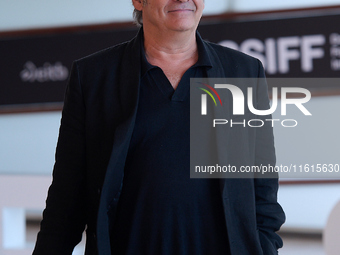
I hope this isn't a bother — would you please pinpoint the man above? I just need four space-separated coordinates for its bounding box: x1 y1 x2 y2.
33 0 285 254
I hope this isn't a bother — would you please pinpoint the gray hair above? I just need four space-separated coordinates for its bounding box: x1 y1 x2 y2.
133 8 143 26
132 0 146 26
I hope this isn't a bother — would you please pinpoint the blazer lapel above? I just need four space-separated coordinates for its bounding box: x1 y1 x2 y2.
97 29 143 255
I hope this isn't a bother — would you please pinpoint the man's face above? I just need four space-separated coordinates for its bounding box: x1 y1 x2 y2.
134 0 204 33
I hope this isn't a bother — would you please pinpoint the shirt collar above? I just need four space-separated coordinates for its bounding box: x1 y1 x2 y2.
140 30 213 77
194 31 213 69
140 34 156 78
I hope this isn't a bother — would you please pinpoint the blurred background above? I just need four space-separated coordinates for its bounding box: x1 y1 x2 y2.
1 0 340 254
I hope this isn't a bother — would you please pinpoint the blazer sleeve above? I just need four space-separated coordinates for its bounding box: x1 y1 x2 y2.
254 60 286 254
33 61 87 255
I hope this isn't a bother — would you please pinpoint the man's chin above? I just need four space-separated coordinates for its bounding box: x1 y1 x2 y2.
168 21 199 33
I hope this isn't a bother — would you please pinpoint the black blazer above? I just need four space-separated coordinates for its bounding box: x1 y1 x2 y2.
33 29 285 255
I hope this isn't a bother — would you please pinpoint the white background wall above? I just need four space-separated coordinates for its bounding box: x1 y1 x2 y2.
2 0 340 32
0 0 230 32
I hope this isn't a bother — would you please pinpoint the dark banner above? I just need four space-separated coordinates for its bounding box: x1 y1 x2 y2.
199 13 340 79
1 12 340 112
0 27 138 111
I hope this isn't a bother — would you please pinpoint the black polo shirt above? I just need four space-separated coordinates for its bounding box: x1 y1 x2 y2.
110 33 231 255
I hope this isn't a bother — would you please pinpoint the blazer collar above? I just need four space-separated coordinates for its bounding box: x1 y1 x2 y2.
117 28 143 117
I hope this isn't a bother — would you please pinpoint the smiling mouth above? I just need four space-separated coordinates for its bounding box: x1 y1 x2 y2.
168 9 194 13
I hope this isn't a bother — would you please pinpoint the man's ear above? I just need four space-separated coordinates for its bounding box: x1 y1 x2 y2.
132 0 143 11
